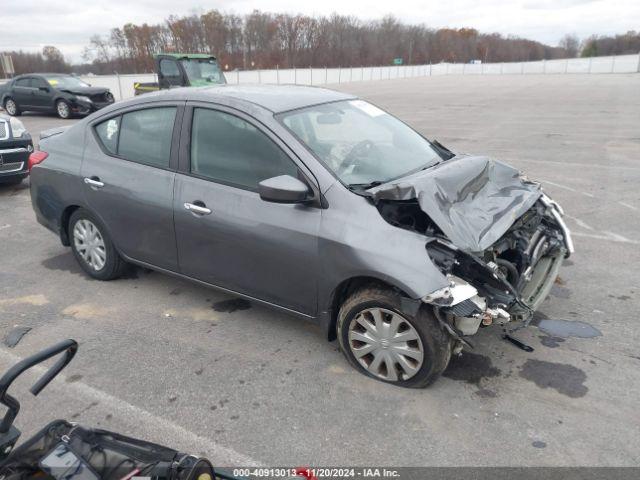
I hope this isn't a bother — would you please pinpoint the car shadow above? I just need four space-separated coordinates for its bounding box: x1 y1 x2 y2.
0 179 29 197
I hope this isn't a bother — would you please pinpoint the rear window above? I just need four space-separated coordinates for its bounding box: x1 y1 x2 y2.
94 107 176 168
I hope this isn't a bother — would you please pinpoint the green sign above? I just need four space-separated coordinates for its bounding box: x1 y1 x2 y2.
393 58 403 65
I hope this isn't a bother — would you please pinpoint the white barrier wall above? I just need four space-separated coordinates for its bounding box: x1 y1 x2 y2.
1 54 638 101
78 73 157 100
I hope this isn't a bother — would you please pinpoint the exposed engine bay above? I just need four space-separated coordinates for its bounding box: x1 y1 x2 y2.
367 154 574 345
377 194 572 341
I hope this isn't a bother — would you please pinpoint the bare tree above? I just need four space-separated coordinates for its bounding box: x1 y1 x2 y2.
559 34 580 57
69 11 640 75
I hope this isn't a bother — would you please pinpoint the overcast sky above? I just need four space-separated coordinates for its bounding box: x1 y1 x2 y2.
1 0 638 62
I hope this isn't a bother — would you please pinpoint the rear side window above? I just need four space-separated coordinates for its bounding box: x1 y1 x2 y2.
95 117 120 154
190 108 298 190
15 78 31 88
94 107 176 168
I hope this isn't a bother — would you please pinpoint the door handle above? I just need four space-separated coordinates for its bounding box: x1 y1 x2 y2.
84 177 104 189
184 202 212 215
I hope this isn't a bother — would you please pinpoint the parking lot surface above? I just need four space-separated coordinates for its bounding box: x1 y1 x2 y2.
1 74 639 466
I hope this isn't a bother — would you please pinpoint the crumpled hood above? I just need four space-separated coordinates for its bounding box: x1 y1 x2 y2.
60 86 109 96
368 155 542 252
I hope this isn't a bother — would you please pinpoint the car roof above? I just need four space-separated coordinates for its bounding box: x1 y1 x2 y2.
14 73 71 79
146 84 356 114
155 53 216 60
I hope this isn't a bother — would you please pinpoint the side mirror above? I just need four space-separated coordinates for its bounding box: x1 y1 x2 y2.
258 175 310 204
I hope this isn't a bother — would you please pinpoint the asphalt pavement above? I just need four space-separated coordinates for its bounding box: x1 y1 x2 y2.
1 74 639 467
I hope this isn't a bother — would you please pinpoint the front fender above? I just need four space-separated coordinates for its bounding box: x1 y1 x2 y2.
317 184 449 315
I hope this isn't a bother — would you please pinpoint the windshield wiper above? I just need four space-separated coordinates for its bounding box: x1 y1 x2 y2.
347 181 383 191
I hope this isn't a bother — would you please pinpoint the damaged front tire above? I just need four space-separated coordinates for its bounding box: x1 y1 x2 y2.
337 286 452 387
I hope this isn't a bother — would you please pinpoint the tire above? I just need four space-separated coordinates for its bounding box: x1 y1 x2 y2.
4 98 20 116
69 209 127 280
56 99 71 119
337 285 452 388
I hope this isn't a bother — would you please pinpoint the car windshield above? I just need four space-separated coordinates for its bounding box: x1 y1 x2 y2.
46 76 90 89
180 59 224 84
279 100 443 187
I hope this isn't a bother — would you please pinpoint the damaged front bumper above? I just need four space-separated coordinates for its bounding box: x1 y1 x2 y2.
423 194 573 339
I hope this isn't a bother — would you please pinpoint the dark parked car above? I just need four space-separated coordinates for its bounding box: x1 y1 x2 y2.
0 113 33 185
29 85 573 387
1 74 115 119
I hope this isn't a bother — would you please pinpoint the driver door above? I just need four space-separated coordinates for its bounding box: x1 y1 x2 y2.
174 105 321 315
30 77 53 111
158 58 186 88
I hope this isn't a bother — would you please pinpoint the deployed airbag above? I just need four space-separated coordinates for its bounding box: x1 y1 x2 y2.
369 155 542 252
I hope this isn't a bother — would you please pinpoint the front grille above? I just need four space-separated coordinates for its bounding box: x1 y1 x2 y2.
0 120 8 140
0 161 24 173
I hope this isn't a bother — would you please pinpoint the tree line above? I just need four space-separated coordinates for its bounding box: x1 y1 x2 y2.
1 11 639 77
79 12 576 74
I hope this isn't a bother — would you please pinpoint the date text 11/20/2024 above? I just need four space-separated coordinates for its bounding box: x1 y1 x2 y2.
231 468 400 479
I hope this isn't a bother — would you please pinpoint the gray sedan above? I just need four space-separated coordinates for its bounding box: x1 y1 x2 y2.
28 85 573 387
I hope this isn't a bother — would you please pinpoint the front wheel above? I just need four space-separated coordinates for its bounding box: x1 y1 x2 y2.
337 286 452 388
69 209 127 280
4 98 20 116
56 100 71 119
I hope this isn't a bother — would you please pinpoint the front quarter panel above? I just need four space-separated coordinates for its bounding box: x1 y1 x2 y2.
30 121 87 239
318 183 449 313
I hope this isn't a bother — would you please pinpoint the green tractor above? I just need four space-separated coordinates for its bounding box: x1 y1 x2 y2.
134 53 226 96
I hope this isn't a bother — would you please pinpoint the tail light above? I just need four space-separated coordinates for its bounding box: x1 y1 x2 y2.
28 150 48 171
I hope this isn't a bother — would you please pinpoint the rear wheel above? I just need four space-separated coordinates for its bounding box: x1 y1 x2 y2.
337 286 452 388
56 99 71 119
4 98 20 116
69 209 127 280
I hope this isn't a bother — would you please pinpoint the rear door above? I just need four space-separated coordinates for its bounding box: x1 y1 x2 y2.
12 78 34 107
174 104 321 315
81 102 183 271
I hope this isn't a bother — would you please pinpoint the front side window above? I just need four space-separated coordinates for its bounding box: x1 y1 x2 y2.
279 100 443 187
190 108 298 190
94 107 176 168
32 77 49 89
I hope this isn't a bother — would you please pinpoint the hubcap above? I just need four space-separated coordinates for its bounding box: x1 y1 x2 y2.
73 219 106 271
6 100 16 115
57 102 69 118
348 307 424 382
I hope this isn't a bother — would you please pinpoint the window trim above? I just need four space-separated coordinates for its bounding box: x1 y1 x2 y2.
179 101 322 205
90 102 185 172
